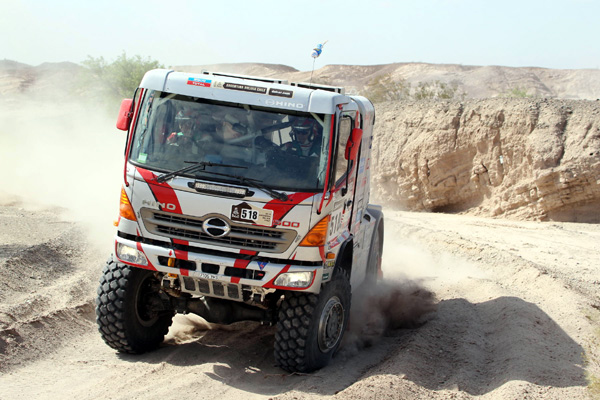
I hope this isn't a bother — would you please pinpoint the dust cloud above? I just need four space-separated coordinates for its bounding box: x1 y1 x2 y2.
381 225 489 283
341 225 487 354
164 314 214 345
0 97 126 251
342 279 436 355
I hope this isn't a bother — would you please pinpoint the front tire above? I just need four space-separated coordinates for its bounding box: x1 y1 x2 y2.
96 258 174 354
274 271 351 372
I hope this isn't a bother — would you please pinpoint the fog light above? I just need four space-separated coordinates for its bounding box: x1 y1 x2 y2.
117 243 148 266
274 271 314 288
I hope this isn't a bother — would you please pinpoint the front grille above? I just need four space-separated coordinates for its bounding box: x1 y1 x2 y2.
141 209 295 253
117 231 323 267
157 256 196 270
213 281 225 297
181 276 242 301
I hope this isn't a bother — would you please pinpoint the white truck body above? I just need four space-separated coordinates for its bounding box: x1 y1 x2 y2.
97 69 384 372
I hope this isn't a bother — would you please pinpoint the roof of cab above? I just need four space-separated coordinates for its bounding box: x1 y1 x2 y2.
139 69 349 114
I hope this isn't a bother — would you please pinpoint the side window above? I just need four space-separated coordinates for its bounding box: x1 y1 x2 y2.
334 116 352 187
130 90 153 162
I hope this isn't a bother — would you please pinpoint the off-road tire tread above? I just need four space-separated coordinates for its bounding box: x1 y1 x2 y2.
274 270 351 372
95 258 173 354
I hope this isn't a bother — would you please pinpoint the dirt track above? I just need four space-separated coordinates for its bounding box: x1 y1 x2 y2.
1 204 598 400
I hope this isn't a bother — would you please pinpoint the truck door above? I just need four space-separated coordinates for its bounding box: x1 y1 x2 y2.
327 112 357 245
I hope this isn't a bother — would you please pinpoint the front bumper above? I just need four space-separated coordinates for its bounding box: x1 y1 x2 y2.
114 235 323 295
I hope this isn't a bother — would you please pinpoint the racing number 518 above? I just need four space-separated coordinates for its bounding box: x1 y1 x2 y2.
242 209 259 221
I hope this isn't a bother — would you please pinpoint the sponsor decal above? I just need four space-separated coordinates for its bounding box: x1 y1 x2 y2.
361 176 368 189
268 88 293 98
322 272 330 280
210 80 293 98
231 202 273 226
327 231 350 250
359 158 366 173
187 77 212 87
257 261 268 271
219 82 267 94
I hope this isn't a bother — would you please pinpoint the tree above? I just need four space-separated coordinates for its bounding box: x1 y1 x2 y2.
81 52 163 103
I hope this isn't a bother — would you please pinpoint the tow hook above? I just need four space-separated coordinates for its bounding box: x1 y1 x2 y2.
161 273 182 297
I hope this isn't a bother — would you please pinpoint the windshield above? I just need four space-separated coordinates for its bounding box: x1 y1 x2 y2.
129 90 331 192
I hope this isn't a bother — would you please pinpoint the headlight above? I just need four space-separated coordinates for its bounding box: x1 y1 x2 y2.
273 271 314 288
116 243 148 266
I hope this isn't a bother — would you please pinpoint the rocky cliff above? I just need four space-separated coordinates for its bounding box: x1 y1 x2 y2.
372 99 600 222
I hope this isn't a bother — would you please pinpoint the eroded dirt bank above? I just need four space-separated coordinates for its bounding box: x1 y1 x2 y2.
372 99 600 223
1 205 598 400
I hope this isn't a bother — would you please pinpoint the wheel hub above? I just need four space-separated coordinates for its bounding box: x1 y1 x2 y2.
318 296 344 352
135 277 160 327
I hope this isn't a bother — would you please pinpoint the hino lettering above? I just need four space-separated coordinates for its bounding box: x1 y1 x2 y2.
141 200 177 211
97 68 384 373
265 99 304 109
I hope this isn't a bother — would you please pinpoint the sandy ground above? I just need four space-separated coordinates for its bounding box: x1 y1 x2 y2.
0 204 598 400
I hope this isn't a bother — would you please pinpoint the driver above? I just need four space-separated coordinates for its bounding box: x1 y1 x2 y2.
283 118 321 157
166 117 195 146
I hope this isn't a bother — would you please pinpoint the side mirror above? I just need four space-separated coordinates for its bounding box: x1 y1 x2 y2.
344 128 363 161
116 99 134 131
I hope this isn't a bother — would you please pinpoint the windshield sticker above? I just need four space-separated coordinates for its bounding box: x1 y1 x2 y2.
231 202 273 226
268 88 293 98
211 81 293 98
213 81 268 94
187 77 212 87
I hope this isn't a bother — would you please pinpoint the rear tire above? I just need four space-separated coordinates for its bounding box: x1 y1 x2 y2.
274 270 351 372
366 226 383 284
96 258 174 354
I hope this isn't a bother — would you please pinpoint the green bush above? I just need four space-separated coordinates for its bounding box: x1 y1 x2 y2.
362 73 411 103
81 52 163 105
413 80 465 101
363 75 467 102
501 86 533 98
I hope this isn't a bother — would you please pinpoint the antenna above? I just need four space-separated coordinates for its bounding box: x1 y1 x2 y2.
310 40 328 85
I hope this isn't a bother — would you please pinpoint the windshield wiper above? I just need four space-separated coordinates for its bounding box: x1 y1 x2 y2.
156 161 247 183
195 170 289 201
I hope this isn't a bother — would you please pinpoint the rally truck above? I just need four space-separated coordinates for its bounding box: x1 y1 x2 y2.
96 68 384 372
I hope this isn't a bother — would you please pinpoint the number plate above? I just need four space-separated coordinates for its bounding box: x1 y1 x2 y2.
231 202 273 226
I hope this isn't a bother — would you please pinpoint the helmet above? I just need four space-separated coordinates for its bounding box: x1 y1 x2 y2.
291 118 317 140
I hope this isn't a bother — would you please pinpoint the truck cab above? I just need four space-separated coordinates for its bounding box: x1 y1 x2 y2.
96 69 384 372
